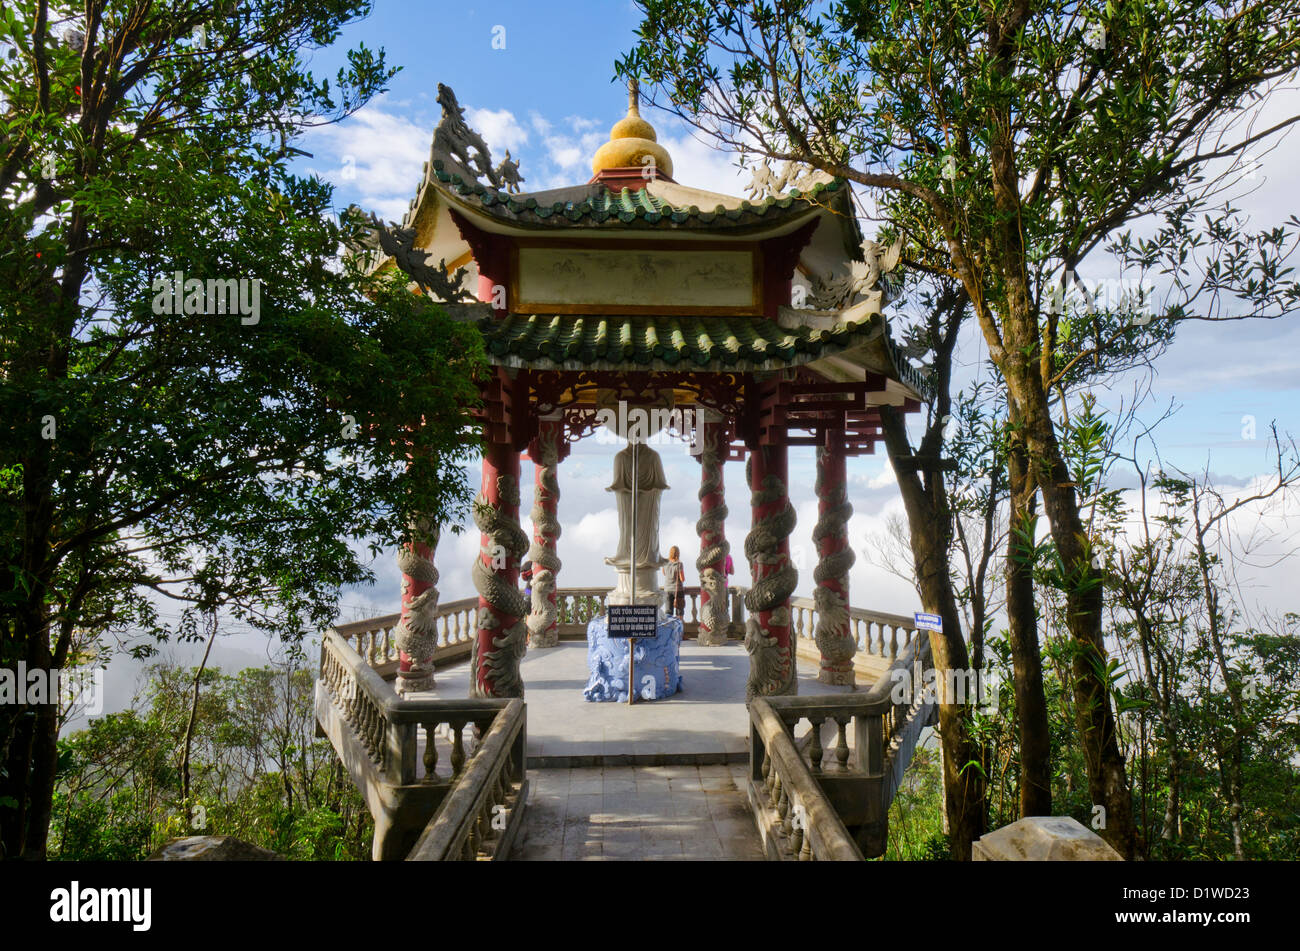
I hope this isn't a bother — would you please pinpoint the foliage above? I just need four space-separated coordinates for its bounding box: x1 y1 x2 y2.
0 0 484 857
49 651 373 861
883 746 949 860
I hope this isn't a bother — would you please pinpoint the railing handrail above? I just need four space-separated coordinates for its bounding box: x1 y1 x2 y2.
751 698 863 860
406 698 526 861
334 587 919 646
323 625 398 711
322 627 512 722
334 613 400 637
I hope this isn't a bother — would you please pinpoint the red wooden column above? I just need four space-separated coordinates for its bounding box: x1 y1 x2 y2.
695 409 730 646
395 525 439 694
526 416 567 648
744 442 799 699
456 206 529 695
813 433 857 684
472 439 528 698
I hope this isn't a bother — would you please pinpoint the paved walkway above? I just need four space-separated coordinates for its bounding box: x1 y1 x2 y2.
420 640 851 765
512 764 765 861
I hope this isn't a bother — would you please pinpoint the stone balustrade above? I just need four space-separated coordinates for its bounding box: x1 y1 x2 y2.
748 697 863 860
787 594 922 666
407 698 528 861
333 596 480 679
746 633 936 859
325 588 934 861
316 628 525 859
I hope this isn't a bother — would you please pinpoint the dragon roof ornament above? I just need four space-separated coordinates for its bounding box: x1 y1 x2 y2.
432 83 524 194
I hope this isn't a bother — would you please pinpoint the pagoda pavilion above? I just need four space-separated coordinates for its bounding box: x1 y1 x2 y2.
373 83 926 704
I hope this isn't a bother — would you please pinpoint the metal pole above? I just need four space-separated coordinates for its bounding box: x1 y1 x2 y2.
629 437 638 705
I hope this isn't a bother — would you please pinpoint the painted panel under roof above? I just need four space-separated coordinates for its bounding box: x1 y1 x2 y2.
513 245 759 315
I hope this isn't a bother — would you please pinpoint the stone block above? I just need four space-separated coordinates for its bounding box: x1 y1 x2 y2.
972 816 1123 861
148 836 280 861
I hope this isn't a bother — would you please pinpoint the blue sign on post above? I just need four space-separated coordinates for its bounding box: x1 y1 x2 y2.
914 612 943 632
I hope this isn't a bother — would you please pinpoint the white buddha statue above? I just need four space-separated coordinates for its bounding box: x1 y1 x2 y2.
605 440 670 605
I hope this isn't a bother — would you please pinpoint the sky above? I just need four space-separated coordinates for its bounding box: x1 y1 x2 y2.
72 0 1300 725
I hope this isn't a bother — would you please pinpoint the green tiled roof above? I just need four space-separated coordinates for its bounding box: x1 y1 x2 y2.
430 160 846 230
482 312 884 373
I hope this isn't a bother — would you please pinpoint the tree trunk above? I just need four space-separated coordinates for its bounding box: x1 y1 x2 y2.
880 405 986 859
1193 508 1246 860
1 600 63 860
1005 413 1052 817
974 28 1137 855
1015 381 1137 858
180 614 219 807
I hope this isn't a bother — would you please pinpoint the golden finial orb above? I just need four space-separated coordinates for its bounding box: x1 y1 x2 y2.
591 79 674 180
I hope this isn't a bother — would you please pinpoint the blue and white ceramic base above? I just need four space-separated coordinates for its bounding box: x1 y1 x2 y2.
582 612 684 702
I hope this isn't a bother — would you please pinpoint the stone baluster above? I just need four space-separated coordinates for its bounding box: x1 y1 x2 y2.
799 829 813 861
808 717 824 773
834 717 850 772
423 722 439 781
450 721 467 776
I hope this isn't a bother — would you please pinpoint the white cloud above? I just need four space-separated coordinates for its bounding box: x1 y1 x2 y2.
302 95 431 201
529 111 552 136
657 131 752 196
466 107 529 154
547 141 584 169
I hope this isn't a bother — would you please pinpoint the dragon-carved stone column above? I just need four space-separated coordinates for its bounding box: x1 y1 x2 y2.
395 521 440 694
744 444 798 700
813 438 857 685
695 412 730 646
471 442 529 698
526 419 564 648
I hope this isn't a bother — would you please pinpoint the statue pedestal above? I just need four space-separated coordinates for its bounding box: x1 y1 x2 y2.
582 613 684 702
605 559 666 606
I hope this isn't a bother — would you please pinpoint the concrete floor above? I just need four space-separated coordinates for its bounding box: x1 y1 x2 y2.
417 639 853 765
512 763 766 861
